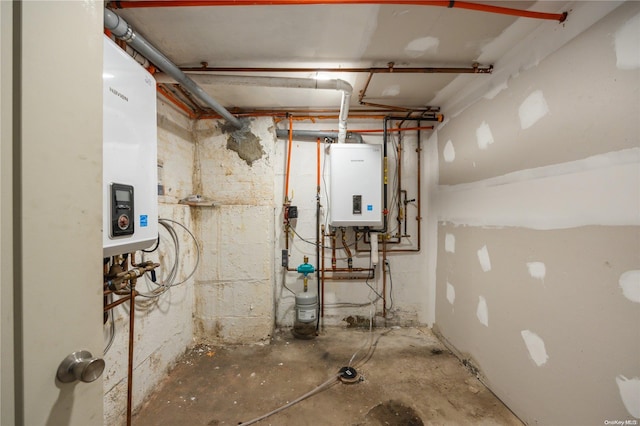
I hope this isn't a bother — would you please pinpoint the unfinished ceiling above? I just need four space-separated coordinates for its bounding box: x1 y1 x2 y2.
107 0 570 118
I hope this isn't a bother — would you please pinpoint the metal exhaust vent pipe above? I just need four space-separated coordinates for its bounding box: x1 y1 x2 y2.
104 8 242 129
156 73 353 142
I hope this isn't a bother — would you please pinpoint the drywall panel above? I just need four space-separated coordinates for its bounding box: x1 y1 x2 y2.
436 223 640 425
437 2 639 185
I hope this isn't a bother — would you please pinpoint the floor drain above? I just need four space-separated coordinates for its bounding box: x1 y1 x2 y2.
338 366 359 384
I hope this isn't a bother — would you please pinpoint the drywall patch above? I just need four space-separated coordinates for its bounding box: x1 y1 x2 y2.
520 330 549 367
476 121 494 150
446 282 455 305
382 85 400 97
404 36 439 58
619 270 640 303
615 375 640 418
615 12 640 70
477 245 491 272
444 233 455 253
476 296 488 327
527 262 546 281
518 90 549 130
443 140 456 163
218 118 265 166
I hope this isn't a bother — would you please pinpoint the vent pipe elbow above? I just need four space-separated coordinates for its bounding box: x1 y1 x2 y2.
158 72 352 139
104 9 242 129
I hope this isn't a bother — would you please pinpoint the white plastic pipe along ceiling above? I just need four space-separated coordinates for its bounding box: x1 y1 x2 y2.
155 73 353 143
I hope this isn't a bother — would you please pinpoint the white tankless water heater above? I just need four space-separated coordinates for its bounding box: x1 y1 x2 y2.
328 143 383 227
103 35 158 258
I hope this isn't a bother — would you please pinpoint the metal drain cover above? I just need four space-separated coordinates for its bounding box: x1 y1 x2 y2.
338 366 359 383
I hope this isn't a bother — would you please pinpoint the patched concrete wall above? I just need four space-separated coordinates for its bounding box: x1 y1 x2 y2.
432 3 640 425
104 99 197 425
193 117 276 344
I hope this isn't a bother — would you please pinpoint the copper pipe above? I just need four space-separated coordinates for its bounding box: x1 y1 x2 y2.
322 275 373 281
110 1 568 22
341 228 353 270
277 114 388 122
396 130 403 239
382 239 387 317
323 267 373 273
358 72 374 105
321 226 325 318
360 100 432 112
103 293 135 311
197 107 435 119
127 279 136 426
180 65 493 74
385 122 422 253
331 230 337 270
157 84 198 119
347 125 434 133
287 266 373 272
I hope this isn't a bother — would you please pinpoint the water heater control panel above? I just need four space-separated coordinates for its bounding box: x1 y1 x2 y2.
110 183 134 237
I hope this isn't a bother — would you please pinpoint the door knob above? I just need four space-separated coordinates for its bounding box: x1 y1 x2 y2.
56 350 105 383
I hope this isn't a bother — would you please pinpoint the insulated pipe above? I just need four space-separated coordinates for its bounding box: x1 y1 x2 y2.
276 129 363 144
156 73 353 143
103 9 242 128
109 1 568 23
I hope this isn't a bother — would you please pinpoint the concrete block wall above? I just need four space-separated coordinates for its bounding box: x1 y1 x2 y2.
104 99 197 425
193 118 276 345
429 3 640 425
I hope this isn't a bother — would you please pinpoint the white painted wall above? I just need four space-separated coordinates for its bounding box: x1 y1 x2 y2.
104 99 197 425
193 118 276 344
431 2 640 424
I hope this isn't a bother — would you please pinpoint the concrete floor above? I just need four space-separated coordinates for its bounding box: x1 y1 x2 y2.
133 327 523 426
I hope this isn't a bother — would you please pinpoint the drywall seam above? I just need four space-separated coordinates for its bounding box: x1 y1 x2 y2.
436 149 640 230
441 148 639 190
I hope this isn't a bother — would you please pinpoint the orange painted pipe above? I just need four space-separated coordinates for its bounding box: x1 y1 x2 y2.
110 0 567 22
157 85 198 119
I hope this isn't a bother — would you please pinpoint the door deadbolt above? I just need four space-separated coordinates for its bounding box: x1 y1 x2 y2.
56 350 105 383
